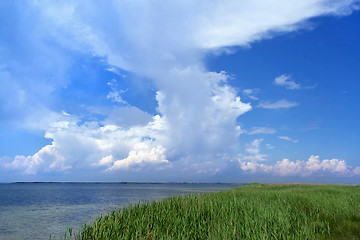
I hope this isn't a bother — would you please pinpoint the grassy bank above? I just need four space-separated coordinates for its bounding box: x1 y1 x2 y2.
62 183 360 239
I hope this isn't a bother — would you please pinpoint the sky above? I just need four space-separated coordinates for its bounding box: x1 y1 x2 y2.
0 0 359 183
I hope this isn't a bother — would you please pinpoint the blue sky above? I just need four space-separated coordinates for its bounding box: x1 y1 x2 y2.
0 0 359 183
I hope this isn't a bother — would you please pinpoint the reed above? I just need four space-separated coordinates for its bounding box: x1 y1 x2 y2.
60 183 360 239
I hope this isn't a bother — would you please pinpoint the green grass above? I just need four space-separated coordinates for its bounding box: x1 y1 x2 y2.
60 183 360 239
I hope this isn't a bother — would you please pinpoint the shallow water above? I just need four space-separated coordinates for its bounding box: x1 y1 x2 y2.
0 182 240 240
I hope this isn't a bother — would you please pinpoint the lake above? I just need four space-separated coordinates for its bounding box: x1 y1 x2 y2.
0 182 240 240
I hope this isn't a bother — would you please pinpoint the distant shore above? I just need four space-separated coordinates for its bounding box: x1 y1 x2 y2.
7 181 243 185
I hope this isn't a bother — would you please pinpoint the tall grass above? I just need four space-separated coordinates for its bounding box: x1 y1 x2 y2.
60 184 360 239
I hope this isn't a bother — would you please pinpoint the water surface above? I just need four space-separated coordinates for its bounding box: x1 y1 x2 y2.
0 182 240 240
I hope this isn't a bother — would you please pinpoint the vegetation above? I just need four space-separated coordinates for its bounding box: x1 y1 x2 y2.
60 183 360 239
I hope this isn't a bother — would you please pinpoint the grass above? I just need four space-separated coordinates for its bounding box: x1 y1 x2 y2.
59 183 360 239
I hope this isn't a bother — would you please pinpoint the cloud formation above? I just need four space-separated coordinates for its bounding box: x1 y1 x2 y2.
1 0 359 180
236 140 357 178
107 143 168 171
239 155 350 177
2 114 168 175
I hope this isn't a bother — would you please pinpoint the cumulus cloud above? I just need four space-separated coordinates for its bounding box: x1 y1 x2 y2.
1 0 359 179
106 143 168 171
4 144 69 175
154 69 251 160
3 114 169 174
239 155 351 177
258 99 298 109
93 155 114 167
274 74 301 90
236 140 355 177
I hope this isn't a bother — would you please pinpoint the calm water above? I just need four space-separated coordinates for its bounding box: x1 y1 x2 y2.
0 182 240 240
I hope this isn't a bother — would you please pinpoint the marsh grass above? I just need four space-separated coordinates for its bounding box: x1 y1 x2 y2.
59 183 360 239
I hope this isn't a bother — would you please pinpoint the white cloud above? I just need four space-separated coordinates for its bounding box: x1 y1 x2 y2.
239 155 352 177
305 155 348 173
190 1 360 49
236 140 354 177
266 144 275 150
258 99 298 109
245 139 263 155
274 74 301 90
154 69 251 160
240 161 266 172
107 143 169 171
106 79 128 104
271 158 305 176
246 127 276 135
106 91 127 104
61 111 70 116
353 167 360 175
93 155 114 167
274 74 318 90
1 1 359 179
5 155 38 175
278 136 299 143
3 114 169 175
4 144 70 175
242 89 259 100
242 139 268 162
36 0 359 77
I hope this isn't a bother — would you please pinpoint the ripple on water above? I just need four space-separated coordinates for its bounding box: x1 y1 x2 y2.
0 183 240 240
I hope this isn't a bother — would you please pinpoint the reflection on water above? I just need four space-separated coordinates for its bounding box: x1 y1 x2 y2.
0 183 241 240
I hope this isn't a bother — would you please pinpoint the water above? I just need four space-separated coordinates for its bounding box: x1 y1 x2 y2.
0 182 240 240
